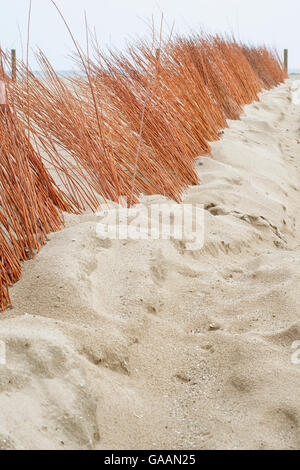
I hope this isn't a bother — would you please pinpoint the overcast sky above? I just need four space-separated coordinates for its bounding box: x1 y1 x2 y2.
1 0 299 70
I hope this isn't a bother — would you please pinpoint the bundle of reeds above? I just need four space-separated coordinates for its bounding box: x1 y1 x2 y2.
0 29 287 311
0 67 76 311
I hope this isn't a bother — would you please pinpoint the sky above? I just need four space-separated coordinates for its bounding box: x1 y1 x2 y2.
0 0 299 71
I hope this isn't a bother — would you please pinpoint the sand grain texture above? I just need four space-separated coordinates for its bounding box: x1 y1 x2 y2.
0 78 300 450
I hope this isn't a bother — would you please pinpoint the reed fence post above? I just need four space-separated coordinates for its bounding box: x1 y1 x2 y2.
284 49 288 72
11 49 16 81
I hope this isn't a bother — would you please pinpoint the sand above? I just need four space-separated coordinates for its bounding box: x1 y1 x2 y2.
0 78 299 450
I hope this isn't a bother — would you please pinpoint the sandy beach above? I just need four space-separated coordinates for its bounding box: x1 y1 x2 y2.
0 77 299 450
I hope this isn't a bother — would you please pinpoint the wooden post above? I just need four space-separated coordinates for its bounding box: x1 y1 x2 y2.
284 49 288 72
11 49 16 81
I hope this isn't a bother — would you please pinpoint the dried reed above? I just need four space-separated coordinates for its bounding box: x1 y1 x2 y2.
0 19 287 311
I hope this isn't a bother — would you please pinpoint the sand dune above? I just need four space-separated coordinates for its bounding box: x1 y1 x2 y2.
0 78 299 450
